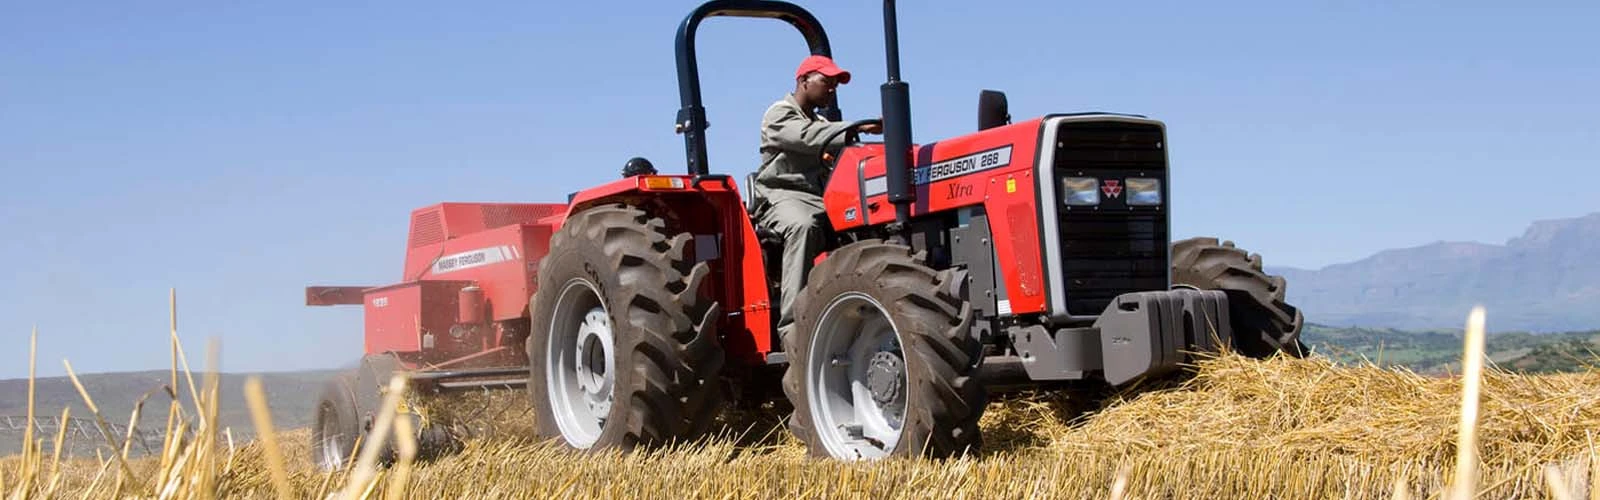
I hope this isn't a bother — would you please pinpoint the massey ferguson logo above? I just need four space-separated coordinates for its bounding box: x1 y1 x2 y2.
1101 179 1123 199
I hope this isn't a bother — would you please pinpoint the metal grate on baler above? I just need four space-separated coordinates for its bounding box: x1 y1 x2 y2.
409 210 445 248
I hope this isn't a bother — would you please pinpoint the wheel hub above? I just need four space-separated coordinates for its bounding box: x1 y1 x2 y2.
574 310 614 417
865 351 904 406
806 292 909 460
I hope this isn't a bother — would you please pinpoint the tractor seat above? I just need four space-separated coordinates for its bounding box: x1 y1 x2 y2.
745 172 784 250
744 172 763 215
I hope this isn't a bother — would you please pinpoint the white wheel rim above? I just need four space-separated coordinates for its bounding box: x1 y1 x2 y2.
545 278 614 449
806 292 907 460
317 402 344 469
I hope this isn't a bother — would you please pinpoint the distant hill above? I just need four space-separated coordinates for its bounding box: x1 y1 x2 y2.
1271 212 1600 332
0 369 337 457
1305 323 1600 375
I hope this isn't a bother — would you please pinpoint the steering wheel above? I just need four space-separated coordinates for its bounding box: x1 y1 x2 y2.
817 118 884 168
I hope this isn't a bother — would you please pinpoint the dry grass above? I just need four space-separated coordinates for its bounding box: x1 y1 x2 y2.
5 299 1599 499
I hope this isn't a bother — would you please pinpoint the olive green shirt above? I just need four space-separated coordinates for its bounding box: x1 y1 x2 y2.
753 94 853 205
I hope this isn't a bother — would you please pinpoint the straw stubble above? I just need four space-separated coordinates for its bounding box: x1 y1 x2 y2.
5 303 1599 499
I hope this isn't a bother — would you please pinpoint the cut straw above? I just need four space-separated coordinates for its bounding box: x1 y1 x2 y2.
1108 463 1131 500
1548 464 1577 500
1391 469 1411 500
338 374 410 500
244 377 292 500
384 403 419 500
1589 431 1598 500
22 328 38 498
61 359 137 489
7 299 1600 499
1448 306 1487 500
43 406 70 498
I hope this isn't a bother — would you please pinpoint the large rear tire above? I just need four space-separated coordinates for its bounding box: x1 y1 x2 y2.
526 204 724 452
782 240 985 460
1171 237 1307 358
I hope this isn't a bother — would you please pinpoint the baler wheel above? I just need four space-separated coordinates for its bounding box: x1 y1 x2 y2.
526 203 724 452
1171 237 1308 358
782 240 986 460
311 374 360 472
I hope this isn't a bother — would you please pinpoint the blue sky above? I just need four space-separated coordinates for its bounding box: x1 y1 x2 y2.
3 1 1597 378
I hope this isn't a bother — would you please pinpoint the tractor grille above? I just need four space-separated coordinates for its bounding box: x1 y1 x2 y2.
1052 120 1169 316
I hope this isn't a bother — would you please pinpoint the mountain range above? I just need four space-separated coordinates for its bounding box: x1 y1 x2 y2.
1270 212 1600 332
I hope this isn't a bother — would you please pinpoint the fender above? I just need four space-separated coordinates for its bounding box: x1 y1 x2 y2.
561 174 776 365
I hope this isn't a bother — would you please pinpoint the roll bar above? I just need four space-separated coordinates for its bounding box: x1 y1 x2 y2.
674 0 841 176
673 0 916 224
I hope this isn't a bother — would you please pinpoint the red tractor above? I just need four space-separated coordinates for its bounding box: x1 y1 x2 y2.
307 0 1305 466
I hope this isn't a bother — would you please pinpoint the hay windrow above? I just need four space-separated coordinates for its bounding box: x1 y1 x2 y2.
1058 355 1600 466
7 352 1598 499
6 297 1600 499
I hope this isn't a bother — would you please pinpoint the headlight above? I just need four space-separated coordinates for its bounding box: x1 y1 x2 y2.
1061 177 1099 206
1125 178 1161 206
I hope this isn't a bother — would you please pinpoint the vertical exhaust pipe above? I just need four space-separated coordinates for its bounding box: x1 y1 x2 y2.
880 0 915 227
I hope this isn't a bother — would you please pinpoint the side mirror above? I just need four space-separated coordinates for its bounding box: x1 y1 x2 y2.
978 89 1010 131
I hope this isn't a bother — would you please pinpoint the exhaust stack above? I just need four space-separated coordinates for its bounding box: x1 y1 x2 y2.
880 0 914 226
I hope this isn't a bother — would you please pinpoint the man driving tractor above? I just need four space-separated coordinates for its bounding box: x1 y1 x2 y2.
752 54 883 338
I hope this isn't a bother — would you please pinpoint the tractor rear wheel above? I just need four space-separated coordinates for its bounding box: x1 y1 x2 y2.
526 204 724 452
1171 237 1307 358
311 374 360 471
782 240 985 460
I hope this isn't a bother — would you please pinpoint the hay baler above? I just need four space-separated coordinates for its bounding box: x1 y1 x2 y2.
306 0 1306 466
303 202 568 467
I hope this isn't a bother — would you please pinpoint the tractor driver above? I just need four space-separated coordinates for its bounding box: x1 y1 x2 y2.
752 54 882 338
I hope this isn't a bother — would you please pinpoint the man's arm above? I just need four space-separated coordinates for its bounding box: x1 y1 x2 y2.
763 103 853 155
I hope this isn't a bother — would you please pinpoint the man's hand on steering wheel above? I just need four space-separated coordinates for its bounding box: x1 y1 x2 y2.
819 118 884 168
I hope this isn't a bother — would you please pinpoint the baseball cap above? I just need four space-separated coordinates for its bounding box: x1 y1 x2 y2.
795 55 851 84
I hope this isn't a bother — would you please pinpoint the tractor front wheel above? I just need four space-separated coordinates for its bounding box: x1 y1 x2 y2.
783 240 985 460
1171 237 1307 358
526 204 724 452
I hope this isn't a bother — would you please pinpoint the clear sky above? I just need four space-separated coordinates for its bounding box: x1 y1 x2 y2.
3 1 1597 378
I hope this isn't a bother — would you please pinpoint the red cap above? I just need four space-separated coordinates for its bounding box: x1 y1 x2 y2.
795 55 851 84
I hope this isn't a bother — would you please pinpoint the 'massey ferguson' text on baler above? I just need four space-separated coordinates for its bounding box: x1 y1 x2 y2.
305 0 1306 467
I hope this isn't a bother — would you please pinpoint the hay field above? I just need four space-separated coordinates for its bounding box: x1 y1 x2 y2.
5 308 1600 499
